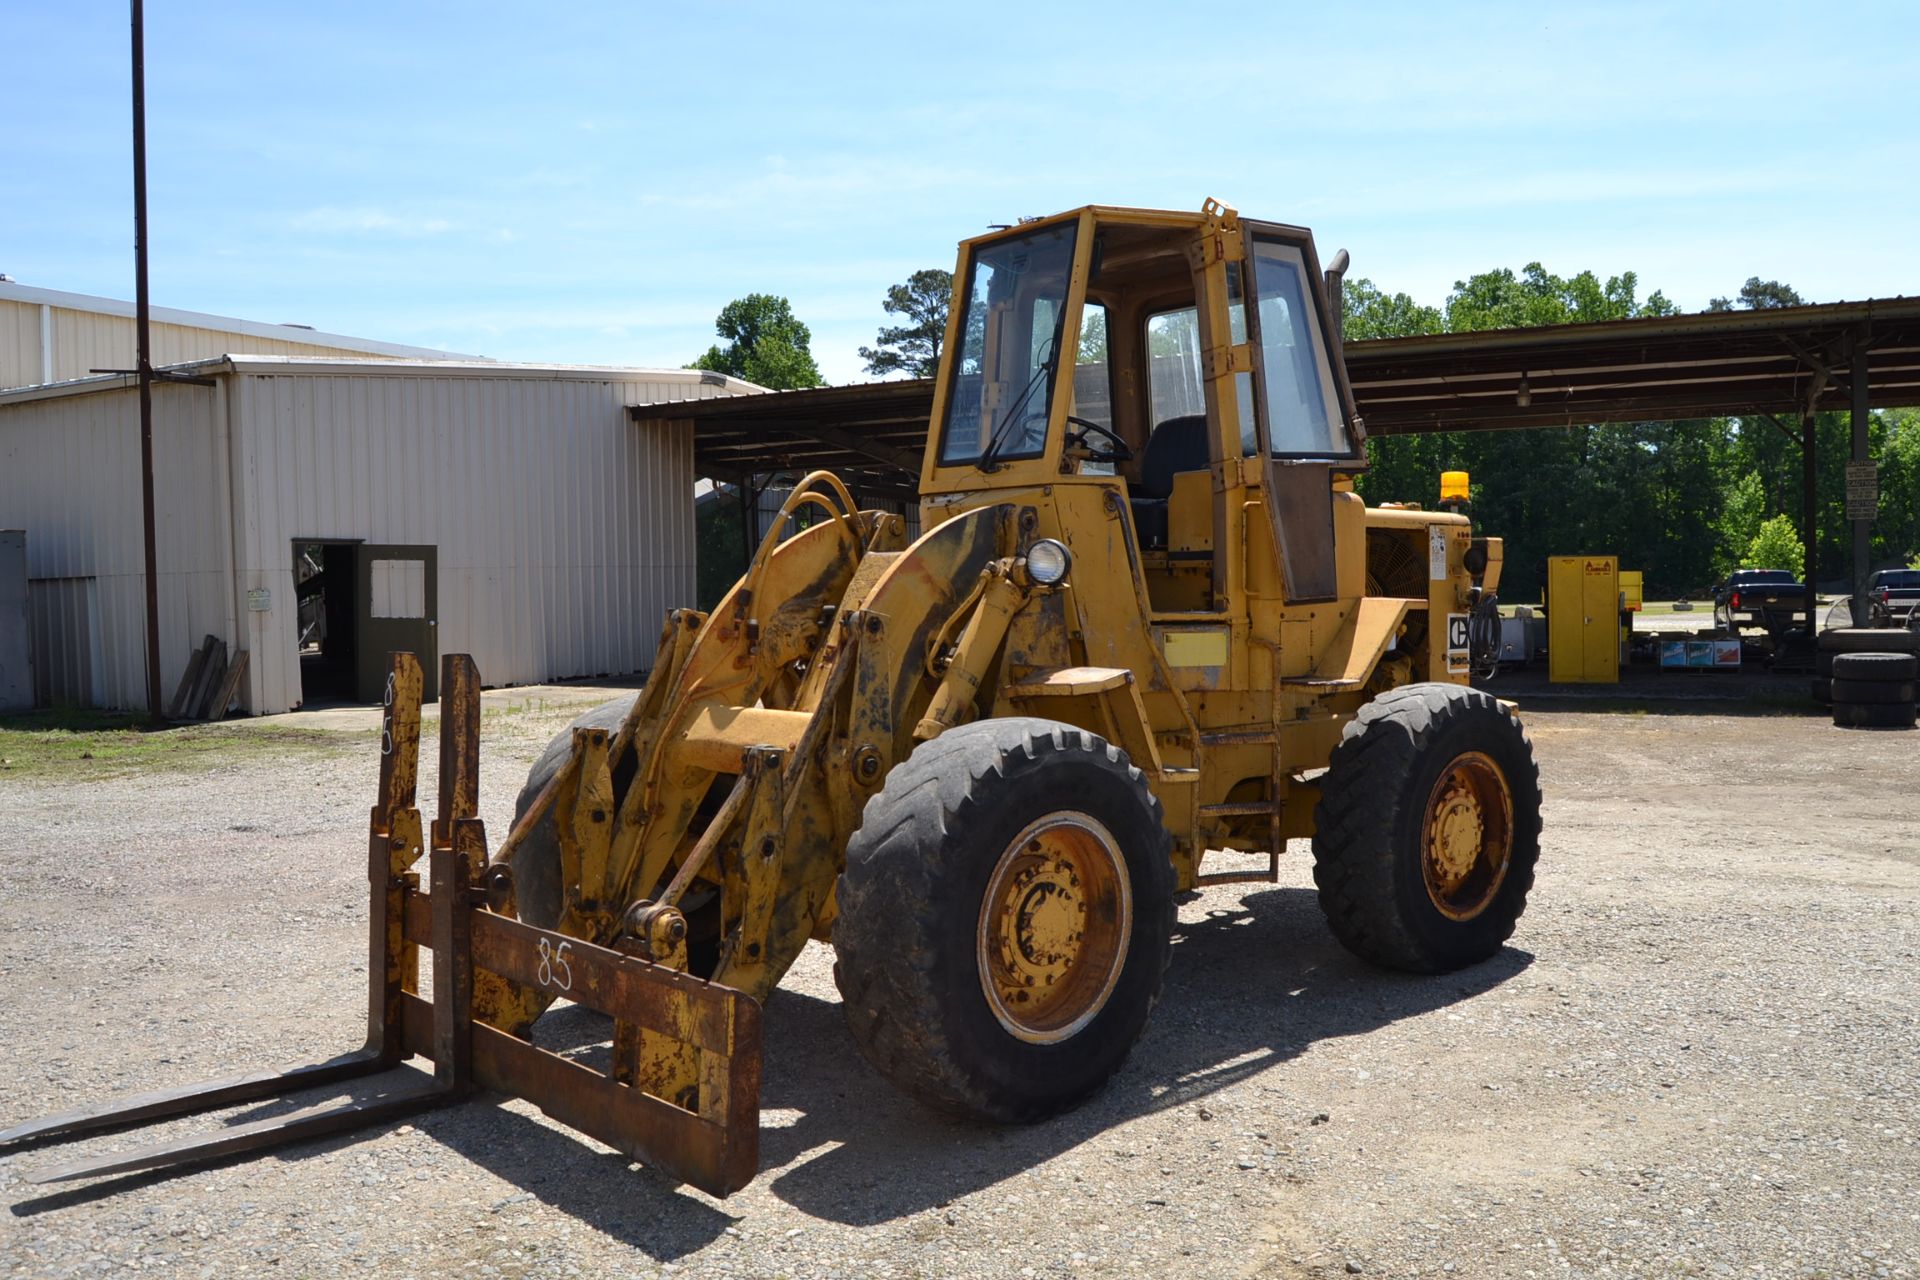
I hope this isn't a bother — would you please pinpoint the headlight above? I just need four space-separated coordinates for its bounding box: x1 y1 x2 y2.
1025 538 1071 586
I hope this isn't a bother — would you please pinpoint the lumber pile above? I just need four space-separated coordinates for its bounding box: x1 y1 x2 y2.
167 634 250 721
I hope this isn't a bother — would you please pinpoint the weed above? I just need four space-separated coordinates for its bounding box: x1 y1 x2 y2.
0 708 362 780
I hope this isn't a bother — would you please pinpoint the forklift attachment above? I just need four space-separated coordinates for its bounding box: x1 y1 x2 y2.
1 653 762 1199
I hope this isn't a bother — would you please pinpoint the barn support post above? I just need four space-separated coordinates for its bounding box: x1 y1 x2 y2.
1849 331 1870 627
738 474 765 576
1801 411 1817 638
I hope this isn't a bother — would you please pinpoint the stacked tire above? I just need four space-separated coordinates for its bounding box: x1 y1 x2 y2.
1816 628 1920 729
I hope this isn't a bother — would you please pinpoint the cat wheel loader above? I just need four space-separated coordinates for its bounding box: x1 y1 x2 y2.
4 200 1538 1199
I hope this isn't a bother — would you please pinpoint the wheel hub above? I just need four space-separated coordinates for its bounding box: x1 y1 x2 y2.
979 813 1130 1044
1432 789 1485 882
1421 751 1514 921
1005 861 1086 978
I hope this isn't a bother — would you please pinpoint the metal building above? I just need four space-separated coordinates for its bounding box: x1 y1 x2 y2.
0 357 752 714
0 279 476 389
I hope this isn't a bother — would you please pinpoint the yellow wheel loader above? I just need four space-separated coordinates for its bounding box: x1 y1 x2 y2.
4 200 1538 1198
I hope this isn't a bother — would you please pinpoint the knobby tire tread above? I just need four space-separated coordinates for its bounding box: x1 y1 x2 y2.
1311 684 1543 974
833 718 1174 1124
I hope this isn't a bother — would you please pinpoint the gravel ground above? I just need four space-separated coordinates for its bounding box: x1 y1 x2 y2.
1 695 1915 1279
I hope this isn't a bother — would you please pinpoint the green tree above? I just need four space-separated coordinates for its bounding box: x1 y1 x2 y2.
1348 262 1708 599
695 485 748 611
1341 279 1443 340
1873 408 1920 567
690 293 824 390
858 269 953 378
1744 513 1805 571
1708 277 1804 312
1077 307 1108 364
1714 471 1767 575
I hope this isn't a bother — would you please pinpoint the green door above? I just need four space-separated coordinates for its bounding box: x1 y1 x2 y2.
353 543 437 703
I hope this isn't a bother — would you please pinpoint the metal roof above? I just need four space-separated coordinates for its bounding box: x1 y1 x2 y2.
630 296 1920 481
0 280 486 362
0 355 754 408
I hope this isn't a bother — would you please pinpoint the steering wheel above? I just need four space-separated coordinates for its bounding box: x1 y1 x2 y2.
1064 416 1135 464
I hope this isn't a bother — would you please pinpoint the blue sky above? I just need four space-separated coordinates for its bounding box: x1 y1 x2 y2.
5 1 1917 382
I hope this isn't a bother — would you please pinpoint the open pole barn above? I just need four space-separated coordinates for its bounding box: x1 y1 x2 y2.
0 357 753 714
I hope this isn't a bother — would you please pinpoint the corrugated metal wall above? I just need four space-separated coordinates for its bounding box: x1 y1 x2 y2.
28 578 101 706
0 298 418 389
0 382 234 710
0 364 739 714
0 301 41 390
229 367 726 713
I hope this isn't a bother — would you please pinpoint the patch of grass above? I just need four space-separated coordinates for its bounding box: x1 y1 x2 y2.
478 696 564 722
0 707 363 780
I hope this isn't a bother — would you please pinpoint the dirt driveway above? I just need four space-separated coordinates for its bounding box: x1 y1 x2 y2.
1 696 1914 1279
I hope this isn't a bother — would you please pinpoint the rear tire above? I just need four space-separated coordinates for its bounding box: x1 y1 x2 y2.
1312 683 1542 973
1833 701 1917 729
1818 628 1920 655
1829 677 1916 705
833 718 1175 1123
1830 651 1919 682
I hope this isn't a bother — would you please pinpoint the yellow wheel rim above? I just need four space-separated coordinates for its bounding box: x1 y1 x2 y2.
977 812 1132 1044
1421 751 1514 920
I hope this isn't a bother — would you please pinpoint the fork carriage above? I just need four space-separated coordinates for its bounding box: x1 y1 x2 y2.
1 652 762 1199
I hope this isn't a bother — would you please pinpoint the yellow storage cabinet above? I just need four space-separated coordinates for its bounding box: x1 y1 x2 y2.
1548 555 1621 683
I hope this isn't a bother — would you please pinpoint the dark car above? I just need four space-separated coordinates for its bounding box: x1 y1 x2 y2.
1867 568 1920 625
1714 568 1808 636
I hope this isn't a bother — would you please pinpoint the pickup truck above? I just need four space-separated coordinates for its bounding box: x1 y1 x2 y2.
1714 568 1809 637
1867 568 1920 626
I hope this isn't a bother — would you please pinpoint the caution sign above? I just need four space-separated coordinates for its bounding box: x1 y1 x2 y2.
1846 461 1879 522
1446 612 1471 675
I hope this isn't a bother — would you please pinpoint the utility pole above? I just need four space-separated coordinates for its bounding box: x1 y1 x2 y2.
132 0 164 722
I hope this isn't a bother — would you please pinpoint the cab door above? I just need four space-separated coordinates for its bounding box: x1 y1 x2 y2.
1239 222 1364 604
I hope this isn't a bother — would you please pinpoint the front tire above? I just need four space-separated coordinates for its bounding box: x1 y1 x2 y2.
833 718 1175 1123
1312 683 1542 973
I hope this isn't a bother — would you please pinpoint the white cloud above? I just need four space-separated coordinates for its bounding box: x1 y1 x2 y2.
289 207 456 237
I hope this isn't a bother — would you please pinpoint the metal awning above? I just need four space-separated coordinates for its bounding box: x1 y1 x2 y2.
1350 296 1920 433
632 380 936 496
629 296 1920 481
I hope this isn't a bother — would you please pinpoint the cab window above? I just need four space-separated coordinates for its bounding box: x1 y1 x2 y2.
1067 303 1115 474
938 223 1078 468
1248 239 1350 457
1144 265 1255 452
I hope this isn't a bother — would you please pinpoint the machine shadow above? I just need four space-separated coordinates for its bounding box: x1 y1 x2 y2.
1493 669 1823 718
3 887 1527 1247
759 884 1531 1224
7 1075 737 1260
402 1095 739 1257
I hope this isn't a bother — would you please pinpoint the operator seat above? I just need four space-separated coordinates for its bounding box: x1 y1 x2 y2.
1129 415 1209 550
